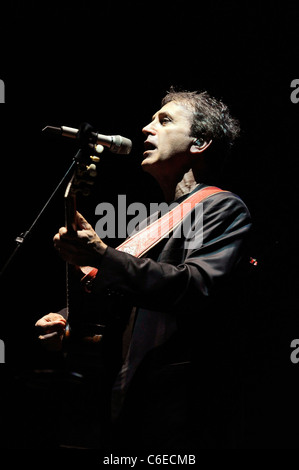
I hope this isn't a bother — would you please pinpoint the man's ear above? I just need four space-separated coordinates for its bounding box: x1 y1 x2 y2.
190 138 213 154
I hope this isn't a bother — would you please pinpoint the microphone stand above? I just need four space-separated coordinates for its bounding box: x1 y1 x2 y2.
0 122 97 279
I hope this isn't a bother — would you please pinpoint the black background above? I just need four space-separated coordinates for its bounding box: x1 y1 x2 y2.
0 0 299 452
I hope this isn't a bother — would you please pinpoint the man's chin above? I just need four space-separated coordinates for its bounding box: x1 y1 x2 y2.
141 153 156 169
141 159 151 174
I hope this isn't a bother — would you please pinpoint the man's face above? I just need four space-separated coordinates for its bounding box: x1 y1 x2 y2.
141 101 195 179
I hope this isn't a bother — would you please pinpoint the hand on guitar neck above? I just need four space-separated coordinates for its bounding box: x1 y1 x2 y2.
53 211 108 267
36 210 107 352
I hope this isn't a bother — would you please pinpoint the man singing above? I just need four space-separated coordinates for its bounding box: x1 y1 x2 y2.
36 89 252 449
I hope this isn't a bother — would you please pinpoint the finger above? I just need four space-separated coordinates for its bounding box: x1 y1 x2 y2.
35 319 66 332
53 228 74 247
56 240 84 259
59 227 68 236
53 233 61 249
38 331 62 341
53 233 78 253
35 314 66 328
38 331 65 352
35 316 51 327
76 211 92 230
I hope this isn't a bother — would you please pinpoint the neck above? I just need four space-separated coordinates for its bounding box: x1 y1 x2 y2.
157 169 199 203
174 169 199 200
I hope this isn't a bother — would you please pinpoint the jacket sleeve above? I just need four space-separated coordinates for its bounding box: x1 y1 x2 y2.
92 192 252 312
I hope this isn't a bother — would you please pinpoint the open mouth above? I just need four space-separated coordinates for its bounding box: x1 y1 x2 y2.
143 140 157 154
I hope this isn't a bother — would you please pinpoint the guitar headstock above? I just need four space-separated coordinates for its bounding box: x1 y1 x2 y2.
64 148 103 232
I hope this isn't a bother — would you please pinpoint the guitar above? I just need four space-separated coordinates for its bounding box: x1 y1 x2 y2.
62 147 131 378
63 148 106 357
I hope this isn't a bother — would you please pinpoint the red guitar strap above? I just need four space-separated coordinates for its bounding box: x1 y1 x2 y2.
117 186 226 257
81 186 226 290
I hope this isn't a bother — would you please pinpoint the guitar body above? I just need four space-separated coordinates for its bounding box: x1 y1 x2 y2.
66 268 130 380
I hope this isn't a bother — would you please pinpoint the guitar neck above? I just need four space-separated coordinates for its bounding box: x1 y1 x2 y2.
63 158 98 330
64 175 77 233
64 177 77 323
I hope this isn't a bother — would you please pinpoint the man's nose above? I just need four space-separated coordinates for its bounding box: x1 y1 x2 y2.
142 121 156 136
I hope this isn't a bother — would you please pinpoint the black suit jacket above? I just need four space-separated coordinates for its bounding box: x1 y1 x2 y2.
92 183 252 449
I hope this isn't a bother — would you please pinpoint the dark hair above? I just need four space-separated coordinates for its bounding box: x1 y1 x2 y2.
161 88 240 163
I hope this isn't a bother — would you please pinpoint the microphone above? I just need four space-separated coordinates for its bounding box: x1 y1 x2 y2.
42 125 132 155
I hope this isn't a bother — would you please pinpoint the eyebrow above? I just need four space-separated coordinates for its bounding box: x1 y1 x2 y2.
151 110 173 121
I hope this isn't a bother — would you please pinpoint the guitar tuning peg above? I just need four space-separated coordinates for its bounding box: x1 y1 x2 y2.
95 144 104 154
90 155 101 163
86 164 97 177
